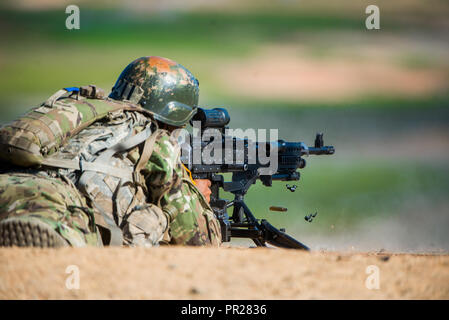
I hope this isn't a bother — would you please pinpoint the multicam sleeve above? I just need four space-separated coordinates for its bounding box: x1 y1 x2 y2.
142 131 184 221
142 131 221 246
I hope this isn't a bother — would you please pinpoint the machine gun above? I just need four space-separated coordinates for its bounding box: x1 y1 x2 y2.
181 108 335 250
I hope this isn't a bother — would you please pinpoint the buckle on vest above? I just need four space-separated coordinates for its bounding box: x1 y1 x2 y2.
79 85 106 99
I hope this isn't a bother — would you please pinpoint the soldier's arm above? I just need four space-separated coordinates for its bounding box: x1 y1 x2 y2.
142 132 184 222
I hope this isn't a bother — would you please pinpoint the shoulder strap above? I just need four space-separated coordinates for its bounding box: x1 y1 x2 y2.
40 125 155 181
43 88 76 107
134 129 165 182
76 126 157 246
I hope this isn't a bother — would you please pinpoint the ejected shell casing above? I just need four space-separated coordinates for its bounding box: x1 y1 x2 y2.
269 206 288 212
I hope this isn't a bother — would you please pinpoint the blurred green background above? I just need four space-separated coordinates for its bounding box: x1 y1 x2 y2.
1 0 448 252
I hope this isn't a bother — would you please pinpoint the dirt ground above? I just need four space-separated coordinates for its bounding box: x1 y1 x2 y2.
0 246 448 300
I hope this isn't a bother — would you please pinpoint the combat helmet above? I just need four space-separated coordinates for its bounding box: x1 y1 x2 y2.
109 56 199 127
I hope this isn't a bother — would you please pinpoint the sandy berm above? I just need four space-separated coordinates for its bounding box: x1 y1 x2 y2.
0 247 448 299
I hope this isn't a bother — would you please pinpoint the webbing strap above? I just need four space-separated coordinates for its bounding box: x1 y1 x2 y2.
133 129 164 198
107 129 165 236
134 130 178 219
94 126 154 162
121 129 170 229
41 126 155 180
135 129 163 175
44 88 74 107
41 158 133 180
77 125 156 246
83 192 124 247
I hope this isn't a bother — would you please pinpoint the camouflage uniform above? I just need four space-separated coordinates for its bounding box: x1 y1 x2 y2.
0 172 99 247
0 56 222 248
109 55 222 246
145 145 222 246
0 110 221 247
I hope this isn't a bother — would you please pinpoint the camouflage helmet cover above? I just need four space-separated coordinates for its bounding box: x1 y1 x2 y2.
109 56 199 127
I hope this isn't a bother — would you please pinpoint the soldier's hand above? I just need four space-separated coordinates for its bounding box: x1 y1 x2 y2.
194 179 212 203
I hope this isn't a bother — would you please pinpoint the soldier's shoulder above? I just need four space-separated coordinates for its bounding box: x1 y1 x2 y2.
153 129 180 154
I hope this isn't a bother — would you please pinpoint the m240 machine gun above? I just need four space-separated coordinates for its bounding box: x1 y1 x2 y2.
181 108 335 250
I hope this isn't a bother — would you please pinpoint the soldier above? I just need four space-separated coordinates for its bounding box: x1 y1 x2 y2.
0 56 221 248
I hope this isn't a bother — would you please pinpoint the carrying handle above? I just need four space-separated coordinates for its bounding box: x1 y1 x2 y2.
43 87 80 107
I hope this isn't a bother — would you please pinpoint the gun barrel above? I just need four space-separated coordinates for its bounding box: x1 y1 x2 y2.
307 146 335 155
